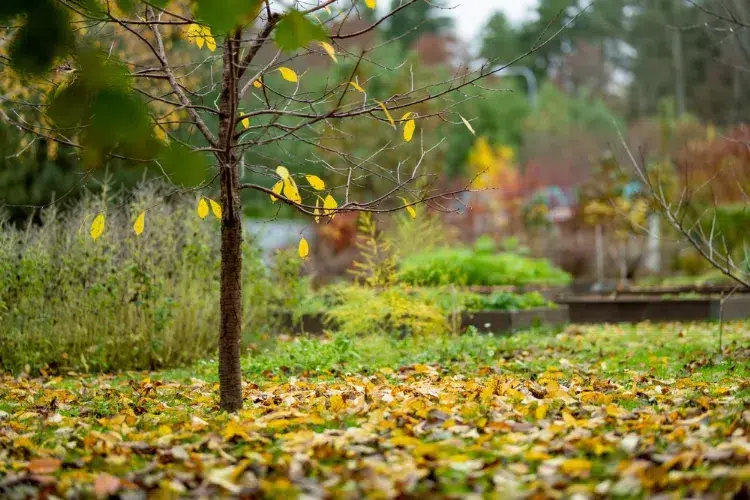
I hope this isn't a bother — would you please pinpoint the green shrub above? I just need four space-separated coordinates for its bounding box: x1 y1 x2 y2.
0 186 304 374
398 248 571 287
292 285 554 337
460 291 554 311
322 284 449 337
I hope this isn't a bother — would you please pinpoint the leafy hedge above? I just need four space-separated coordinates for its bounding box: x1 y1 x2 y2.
398 248 571 287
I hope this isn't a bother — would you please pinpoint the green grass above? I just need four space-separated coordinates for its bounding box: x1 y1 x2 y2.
157 320 749 386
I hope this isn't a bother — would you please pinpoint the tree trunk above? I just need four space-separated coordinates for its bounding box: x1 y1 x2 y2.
218 164 243 412
218 34 243 412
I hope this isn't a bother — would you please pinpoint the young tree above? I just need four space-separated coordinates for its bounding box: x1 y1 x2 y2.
1 0 570 411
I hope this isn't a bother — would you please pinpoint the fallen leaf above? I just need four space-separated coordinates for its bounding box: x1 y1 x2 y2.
28 458 61 475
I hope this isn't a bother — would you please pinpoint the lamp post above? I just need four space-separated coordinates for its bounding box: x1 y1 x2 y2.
492 65 537 109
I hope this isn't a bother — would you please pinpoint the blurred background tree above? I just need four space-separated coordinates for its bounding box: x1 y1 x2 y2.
4 0 750 285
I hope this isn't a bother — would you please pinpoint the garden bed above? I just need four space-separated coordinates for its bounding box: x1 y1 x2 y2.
460 306 570 333
559 294 750 323
280 307 569 335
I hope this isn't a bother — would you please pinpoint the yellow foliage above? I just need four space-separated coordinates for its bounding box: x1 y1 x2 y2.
466 137 518 191
197 198 209 219
133 212 145 236
278 67 298 83
403 119 416 142
298 237 309 259
90 214 105 241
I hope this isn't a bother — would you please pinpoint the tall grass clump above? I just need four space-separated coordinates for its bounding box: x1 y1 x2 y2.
0 185 304 374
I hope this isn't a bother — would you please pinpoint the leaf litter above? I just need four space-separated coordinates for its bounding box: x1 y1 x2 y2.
0 323 748 498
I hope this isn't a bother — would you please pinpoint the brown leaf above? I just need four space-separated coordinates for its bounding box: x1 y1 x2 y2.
27 458 61 475
94 473 121 499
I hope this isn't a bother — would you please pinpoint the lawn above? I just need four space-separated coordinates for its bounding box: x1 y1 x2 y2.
1 321 748 498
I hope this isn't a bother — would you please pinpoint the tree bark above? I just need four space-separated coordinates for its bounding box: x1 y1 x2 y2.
218 34 243 412
218 165 243 412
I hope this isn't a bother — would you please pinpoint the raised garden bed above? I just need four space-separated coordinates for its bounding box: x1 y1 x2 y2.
460 306 570 334
559 294 750 324
278 313 327 335
279 307 569 335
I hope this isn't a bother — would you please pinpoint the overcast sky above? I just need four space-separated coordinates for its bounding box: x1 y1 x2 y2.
448 0 539 43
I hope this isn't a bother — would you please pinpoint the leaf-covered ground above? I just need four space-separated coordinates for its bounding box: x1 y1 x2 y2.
1 322 748 498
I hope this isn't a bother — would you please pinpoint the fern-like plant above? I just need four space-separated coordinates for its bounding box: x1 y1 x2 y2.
348 213 400 288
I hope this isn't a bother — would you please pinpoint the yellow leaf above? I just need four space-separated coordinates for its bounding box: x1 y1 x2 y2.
562 411 576 427
90 214 105 241
270 180 283 202
197 198 209 219
241 117 250 129
205 35 217 52
319 41 338 63
323 193 338 216
365 0 376 9
283 178 302 204
201 26 216 52
400 112 413 122
524 450 553 461
186 24 205 48
278 67 298 83
209 199 222 219
376 100 396 128
298 237 309 258
560 458 592 477
390 435 421 447
329 394 346 412
253 78 263 89
133 211 145 236
605 403 626 418
535 404 548 420
305 174 325 191
276 166 290 180
403 119 416 142
223 420 250 442
349 80 365 93
460 114 476 135
186 24 201 42
400 197 416 219
324 5 331 14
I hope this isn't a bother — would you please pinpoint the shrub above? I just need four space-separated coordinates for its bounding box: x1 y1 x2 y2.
0 186 303 374
321 284 450 337
293 286 554 337
398 248 571 287
461 291 554 311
